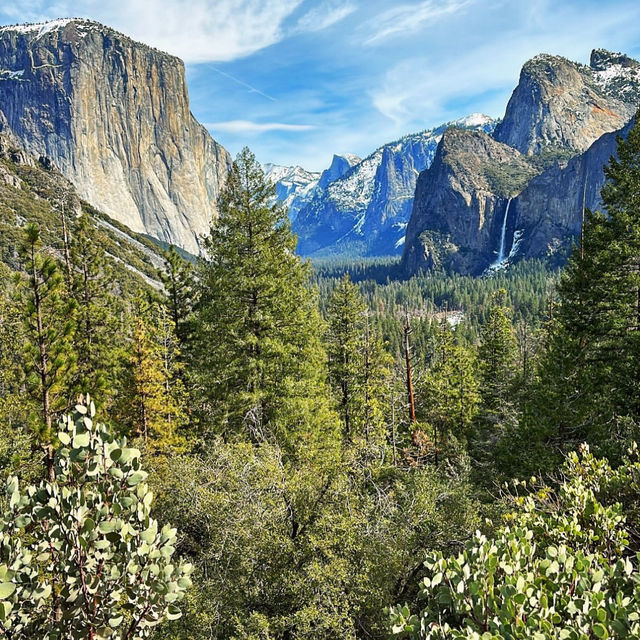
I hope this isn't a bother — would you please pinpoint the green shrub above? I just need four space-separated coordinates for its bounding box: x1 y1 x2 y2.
0 397 192 638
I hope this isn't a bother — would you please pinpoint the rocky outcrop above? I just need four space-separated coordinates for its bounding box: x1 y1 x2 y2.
403 49 640 276
292 114 495 257
493 50 639 155
263 163 321 223
317 154 361 190
507 119 633 260
0 19 231 254
402 128 536 274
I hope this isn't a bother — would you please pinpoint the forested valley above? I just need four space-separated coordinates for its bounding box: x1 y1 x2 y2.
2 120 640 639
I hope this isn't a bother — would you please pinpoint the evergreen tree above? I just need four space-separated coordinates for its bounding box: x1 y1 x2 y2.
476 289 517 429
70 214 121 404
117 303 185 449
16 224 76 480
160 245 195 349
326 274 390 447
193 147 337 452
420 323 479 465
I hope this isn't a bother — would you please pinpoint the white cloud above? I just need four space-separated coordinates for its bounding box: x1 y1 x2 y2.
370 1 640 127
208 120 316 133
0 0 305 63
294 1 357 33
364 0 473 45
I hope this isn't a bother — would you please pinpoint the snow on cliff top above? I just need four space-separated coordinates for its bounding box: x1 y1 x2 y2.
0 18 81 35
456 113 494 128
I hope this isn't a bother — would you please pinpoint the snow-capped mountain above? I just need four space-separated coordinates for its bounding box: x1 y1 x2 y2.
291 114 496 257
264 154 360 223
263 164 320 222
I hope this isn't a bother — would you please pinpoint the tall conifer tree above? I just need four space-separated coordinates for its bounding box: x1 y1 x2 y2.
193 147 337 453
326 274 390 447
17 224 76 479
70 214 120 403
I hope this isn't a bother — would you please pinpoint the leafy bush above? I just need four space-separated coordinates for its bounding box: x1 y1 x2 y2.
0 398 192 638
388 446 640 639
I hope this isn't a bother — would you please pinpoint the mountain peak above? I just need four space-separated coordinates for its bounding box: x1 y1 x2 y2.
590 48 639 71
0 18 179 61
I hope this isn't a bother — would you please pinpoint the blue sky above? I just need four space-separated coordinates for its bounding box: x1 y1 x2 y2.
2 0 640 170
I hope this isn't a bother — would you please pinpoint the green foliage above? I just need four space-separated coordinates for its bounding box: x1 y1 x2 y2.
419 324 480 465
483 160 538 198
472 289 518 472
149 443 480 640
16 224 76 476
0 397 192 638
160 246 195 349
194 147 338 455
116 303 186 450
326 274 391 447
70 213 122 403
388 446 640 639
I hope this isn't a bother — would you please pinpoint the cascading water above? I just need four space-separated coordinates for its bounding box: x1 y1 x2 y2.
491 198 512 268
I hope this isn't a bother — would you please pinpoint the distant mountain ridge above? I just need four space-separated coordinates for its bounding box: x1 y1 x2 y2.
0 18 231 254
275 114 496 257
264 153 361 223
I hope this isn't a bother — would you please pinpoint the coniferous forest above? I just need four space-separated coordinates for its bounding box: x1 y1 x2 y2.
2 116 640 639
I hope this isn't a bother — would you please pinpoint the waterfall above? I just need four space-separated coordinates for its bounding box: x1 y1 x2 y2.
492 198 512 267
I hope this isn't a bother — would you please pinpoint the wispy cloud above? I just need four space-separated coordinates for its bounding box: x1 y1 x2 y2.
0 0 305 62
208 120 316 134
369 1 640 127
364 0 473 45
209 67 276 101
294 1 357 33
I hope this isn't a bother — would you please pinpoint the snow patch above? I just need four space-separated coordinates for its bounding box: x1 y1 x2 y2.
0 18 77 36
592 63 640 99
0 69 24 80
455 113 494 128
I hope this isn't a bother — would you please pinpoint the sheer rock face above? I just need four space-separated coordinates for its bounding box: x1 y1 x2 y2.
403 50 640 276
402 128 535 275
0 19 231 253
509 119 634 259
493 51 639 155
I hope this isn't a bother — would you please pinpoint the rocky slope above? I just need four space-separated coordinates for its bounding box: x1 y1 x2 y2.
263 154 361 223
0 19 231 254
0 132 169 291
506 118 634 262
403 49 640 275
291 114 495 257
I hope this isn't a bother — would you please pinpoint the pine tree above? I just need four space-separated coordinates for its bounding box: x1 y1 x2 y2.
117 303 185 449
420 323 479 464
193 147 338 452
70 214 121 404
160 245 195 349
17 224 76 479
326 274 390 447
326 275 366 441
476 289 517 428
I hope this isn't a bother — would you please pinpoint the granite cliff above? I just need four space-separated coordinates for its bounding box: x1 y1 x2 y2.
403 49 640 275
0 19 231 254
402 128 536 274
291 114 495 257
